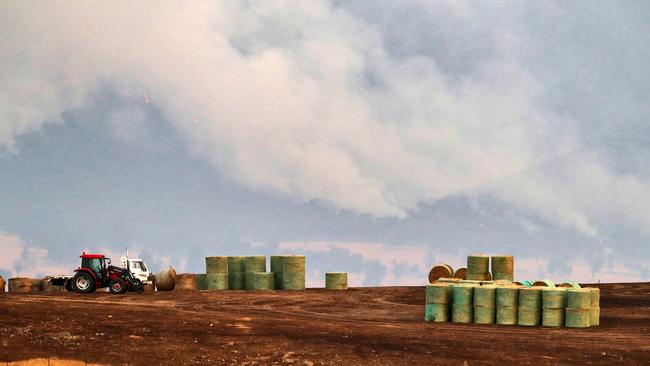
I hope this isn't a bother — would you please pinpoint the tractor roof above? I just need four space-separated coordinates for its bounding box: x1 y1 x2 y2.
80 252 106 259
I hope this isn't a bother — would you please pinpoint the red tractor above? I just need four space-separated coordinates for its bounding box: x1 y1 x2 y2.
49 252 144 294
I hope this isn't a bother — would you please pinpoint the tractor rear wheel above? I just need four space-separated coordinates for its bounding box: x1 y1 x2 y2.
109 278 128 294
73 273 95 293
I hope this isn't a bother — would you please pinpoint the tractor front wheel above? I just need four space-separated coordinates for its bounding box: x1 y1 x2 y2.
109 278 128 294
73 273 95 293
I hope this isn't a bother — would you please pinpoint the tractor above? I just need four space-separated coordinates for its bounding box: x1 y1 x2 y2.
49 252 144 294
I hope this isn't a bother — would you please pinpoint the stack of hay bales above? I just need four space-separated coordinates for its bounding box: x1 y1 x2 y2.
155 267 177 291
496 286 519 325
8 278 32 293
325 273 348 290
518 287 542 326
205 256 229 290
474 285 496 324
467 255 491 281
452 283 477 323
491 256 514 282
227 256 246 290
428 264 454 284
565 288 591 328
425 283 453 322
278 255 305 290
542 288 567 327
590 288 601 326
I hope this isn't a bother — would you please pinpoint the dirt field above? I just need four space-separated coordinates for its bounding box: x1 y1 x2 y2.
1 282 649 365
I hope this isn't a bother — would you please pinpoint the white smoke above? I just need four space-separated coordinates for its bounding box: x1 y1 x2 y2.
1 1 649 239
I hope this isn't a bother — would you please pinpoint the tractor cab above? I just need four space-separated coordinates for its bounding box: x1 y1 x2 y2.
80 253 110 281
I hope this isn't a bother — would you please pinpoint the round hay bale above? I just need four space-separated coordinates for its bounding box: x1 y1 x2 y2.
228 272 246 290
565 308 591 328
8 278 33 293
474 305 496 324
271 256 284 289
30 278 43 293
467 255 489 274
282 272 305 290
175 273 197 290
496 305 518 325
325 272 348 290
566 288 591 309
558 281 581 288
227 256 246 273
142 284 156 292
425 303 450 322
452 284 477 306
428 264 454 284
532 279 555 288
514 280 533 288
426 283 453 304
0 276 5 292
244 256 266 273
245 272 274 290
282 256 306 273
590 287 600 307
496 286 519 307
542 308 565 327
205 256 228 273
590 306 600 326
155 267 177 291
196 274 207 290
491 255 514 281
452 268 467 280
474 285 496 307
518 287 543 309
542 288 567 309
518 306 541 326
466 272 492 281
452 304 473 323
205 273 228 290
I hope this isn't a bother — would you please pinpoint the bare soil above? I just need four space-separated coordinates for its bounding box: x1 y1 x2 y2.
1 283 649 365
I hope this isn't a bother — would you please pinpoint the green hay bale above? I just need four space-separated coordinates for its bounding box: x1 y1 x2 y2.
426 283 453 304
491 255 514 282
518 287 543 309
542 308 565 327
196 274 207 290
452 304 473 323
492 273 514 282
228 272 246 290
496 305 518 325
542 288 567 309
325 272 348 290
467 255 490 274
205 256 228 273
473 305 496 324
590 306 600 326
244 256 266 273
270 256 282 272
275 271 285 290
496 286 519 307
515 280 533 288
493 280 513 286
227 256 246 273
282 272 305 290
452 284 477 306
282 256 306 273
474 285 496 307
558 281 581 288
467 272 491 281
206 273 229 290
518 307 541 326
566 289 591 309
245 272 274 290
565 308 591 328
425 303 450 322
590 288 600 307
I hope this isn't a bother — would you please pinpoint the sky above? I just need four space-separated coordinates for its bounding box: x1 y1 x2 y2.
1 1 649 286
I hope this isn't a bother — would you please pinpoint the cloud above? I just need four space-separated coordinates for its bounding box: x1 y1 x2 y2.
1 1 649 250
0 230 69 278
